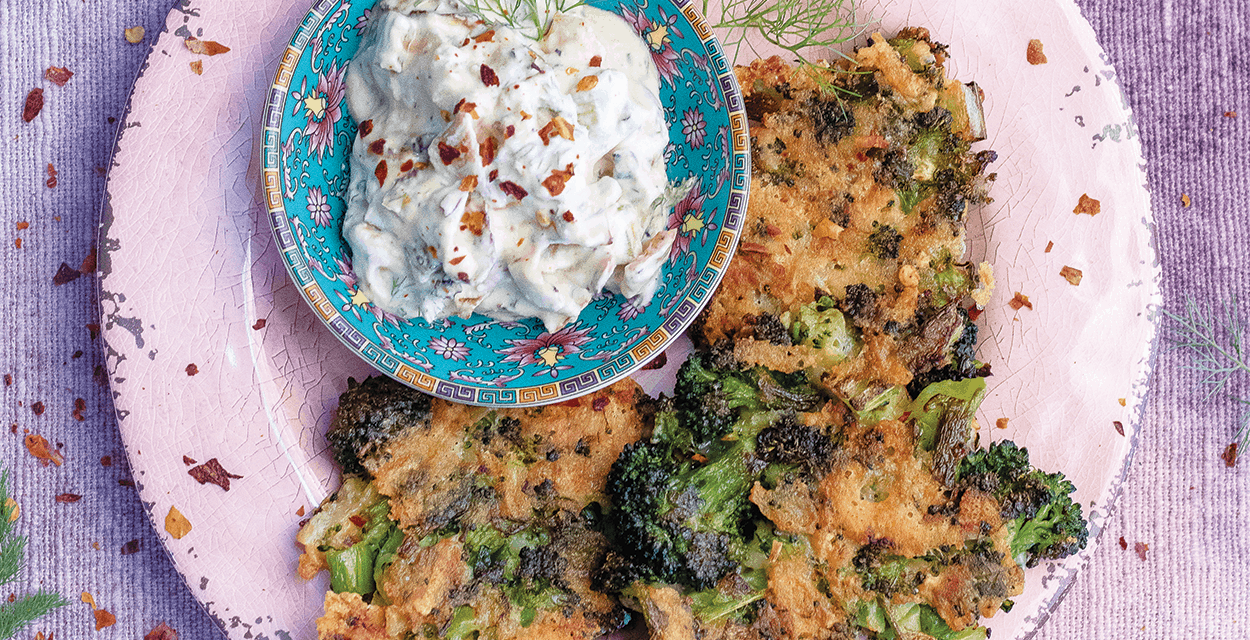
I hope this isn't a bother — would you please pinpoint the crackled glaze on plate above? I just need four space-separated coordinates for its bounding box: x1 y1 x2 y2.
100 0 1159 638
262 0 749 406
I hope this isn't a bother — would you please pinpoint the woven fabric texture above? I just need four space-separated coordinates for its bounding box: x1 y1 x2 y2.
0 0 1246 638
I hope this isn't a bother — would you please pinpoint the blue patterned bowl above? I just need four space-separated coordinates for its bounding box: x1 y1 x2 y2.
260 0 748 406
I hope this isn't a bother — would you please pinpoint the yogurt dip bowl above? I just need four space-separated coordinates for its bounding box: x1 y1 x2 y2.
261 0 748 406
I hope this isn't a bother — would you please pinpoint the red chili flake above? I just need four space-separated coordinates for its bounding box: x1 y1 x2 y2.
1118 536 1127 550
188 458 243 491
182 455 196 466
15 221 29 231
2 374 10 386
251 318 266 330
505 124 515 138
460 210 486 236
120 538 141 555
45 66 74 86
87 323 100 339
358 119 373 138
459 175 479 192
479 136 497 165
589 55 602 67
1222 442 1239 467
118 479 135 487
14 238 22 249
437 142 461 165
185 38 231 56
31 401 45 416
542 164 575 196
488 169 499 182
368 138 386 155
1224 111 1237 118
1133 541 1149 561
24 434 63 466
22 88 44 123
479 64 499 87
457 272 470 283
499 181 528 200
537 117 574 145
448 256 466 266
374 159 388 185
1114 420 1125 436
185 363 198 376
189 60 204 75
144 623 179 640
1044 240 1054 253
473 30 495 43
1008 292 1033 311
94 608 117 630
93 365 107 387
8 424 15 434
348 515 367 527
562 211 575 223
453 99 477 116
591 396 610 412
53 263 82 285
641 351 668 371
55 493 82 503
72 398 86 422
296 506 306 517
1060 265 1083 286
101 456 112 467
46 163 58 188
400 159 414 173
1026 39 1047 65
1073 194 1101 216
79 247 97 274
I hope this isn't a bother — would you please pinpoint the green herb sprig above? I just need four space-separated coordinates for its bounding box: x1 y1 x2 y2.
0 470 70 638
705 0 864 68
458 0 586 40
1163 296 1250 452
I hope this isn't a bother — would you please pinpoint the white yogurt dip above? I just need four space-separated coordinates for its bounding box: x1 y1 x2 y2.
342 0 676 331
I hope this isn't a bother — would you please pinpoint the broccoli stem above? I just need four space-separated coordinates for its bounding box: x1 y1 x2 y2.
326 543 378 595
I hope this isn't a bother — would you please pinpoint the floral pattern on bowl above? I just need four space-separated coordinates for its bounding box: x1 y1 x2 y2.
260 0 748 406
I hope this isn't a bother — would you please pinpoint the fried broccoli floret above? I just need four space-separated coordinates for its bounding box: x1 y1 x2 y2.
296 476 402 599
673 354 822 445
607 360 829 594
908 378 987 485
327 376 432 477
906 307 991 398
868 223 903 260
790 297 860 364
958 441 1089 567
604 417 752 589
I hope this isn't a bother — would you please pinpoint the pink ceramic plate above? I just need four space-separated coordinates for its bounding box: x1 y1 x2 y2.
100 0 1158 638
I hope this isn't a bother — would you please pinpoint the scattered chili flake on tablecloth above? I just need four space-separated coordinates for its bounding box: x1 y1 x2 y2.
165 506 192 539
188 458 242 491
1118 536 1127 550
80 247 97 274
1008 292 1033 311
1134 542 1149 561
55 493 82 503
45 163 58 188
94 608 116 630
145 623 179 640
31 401 45 416
72 398 86 422
80 592 96 609
3 374 10 386
100 456 112 467
53 263 81 285
45 66 73 86
1222 443 1238 467
124 26 145 43
1026 39 1047 65
1225 111 1238 118
1073 193 1101 216
1181 194 1191 208
120 539 140 555
25 434 63 467
22 88 44 122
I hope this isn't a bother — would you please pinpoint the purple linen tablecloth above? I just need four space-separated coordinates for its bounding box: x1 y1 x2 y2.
1 0 1246 638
